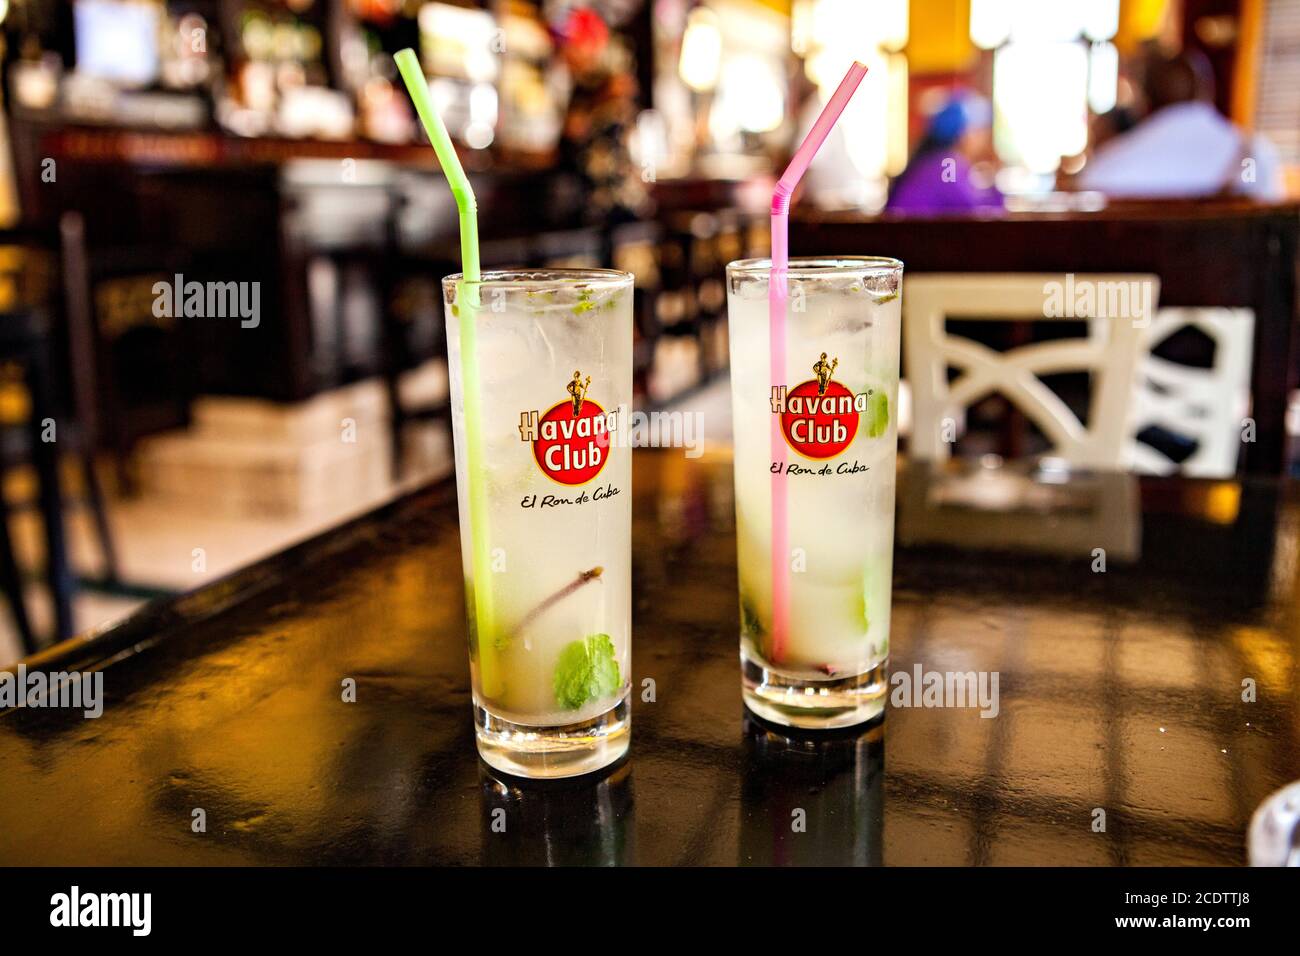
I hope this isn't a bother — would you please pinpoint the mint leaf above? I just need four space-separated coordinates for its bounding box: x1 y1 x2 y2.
865 390 889 438
740 595 764 637
553 634 621 710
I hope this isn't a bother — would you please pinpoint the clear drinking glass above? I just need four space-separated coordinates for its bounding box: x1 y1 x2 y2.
443 269 633 777
726 256 903 729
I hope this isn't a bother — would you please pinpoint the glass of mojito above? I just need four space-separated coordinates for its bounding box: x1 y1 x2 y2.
726 256 902 729
443 268 633 777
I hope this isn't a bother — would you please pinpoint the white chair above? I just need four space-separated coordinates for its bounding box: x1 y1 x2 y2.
1126 308 1254 478
904 273 1160 469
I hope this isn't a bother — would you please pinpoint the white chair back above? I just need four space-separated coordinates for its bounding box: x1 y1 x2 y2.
904 273 1160 469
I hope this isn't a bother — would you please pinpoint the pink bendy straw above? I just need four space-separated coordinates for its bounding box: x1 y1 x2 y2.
768 61 867 662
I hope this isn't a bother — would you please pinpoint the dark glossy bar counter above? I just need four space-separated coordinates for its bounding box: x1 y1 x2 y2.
1 449 1297 865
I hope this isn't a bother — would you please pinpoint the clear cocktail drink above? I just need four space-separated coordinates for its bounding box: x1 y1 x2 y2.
726 257 902 728
443 269 633 777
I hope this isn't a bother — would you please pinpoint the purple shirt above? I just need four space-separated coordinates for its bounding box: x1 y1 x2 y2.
886 153 1003 215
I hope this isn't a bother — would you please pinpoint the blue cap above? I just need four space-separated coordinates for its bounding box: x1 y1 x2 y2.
926 91 992 146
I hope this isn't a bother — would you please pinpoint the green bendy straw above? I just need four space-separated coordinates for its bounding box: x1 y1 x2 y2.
395 49 501 699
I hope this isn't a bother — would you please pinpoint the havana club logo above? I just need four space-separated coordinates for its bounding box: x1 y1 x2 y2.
519 371 618 485
771 352 881 459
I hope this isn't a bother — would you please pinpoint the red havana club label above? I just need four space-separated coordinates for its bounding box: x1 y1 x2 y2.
519 371 618 485
771 352 875 459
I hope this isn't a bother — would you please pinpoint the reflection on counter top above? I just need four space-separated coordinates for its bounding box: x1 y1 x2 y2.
1 450 1296 865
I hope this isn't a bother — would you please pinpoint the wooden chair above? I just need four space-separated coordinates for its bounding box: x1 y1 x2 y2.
0 307 76 651
58 211 191 500
0 217 141 651
904 273 1160 469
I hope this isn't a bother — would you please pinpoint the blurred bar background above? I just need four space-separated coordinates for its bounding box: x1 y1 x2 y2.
0 0 1296 661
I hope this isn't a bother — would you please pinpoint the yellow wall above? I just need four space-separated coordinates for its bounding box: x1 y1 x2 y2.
908 0 975 74
906 0 1172 73
1116 0 1173 53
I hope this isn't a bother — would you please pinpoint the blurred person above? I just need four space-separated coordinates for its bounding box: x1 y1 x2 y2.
1089 104 1141 152
1076 50 1283 199
551 8 650 227
1057 105 1139 190
886 90 1002 215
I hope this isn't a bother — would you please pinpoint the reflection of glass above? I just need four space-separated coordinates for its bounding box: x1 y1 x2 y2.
739 714 884 866
479 762 634 866
897 458 1141 561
